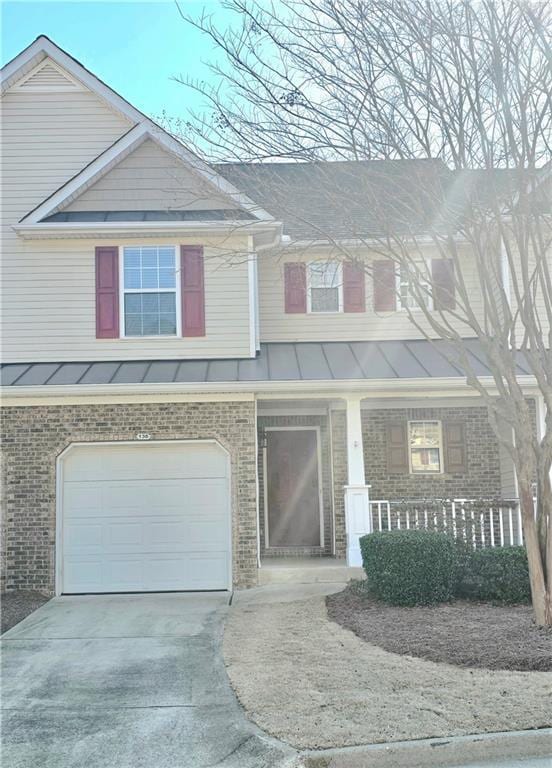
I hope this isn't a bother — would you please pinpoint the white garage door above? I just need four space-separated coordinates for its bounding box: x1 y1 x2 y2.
60 442 231 594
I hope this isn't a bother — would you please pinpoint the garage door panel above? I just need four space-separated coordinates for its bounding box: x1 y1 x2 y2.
64 444 228 482
184 553 230 590
64 522 103 549
61 443 231 593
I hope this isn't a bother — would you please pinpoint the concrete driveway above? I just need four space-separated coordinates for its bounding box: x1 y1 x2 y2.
1 593 297 768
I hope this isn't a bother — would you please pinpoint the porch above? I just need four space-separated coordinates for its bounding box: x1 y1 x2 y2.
256 392 539 576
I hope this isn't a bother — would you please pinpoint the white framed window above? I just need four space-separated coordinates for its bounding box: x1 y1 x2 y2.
397 265 431 311
408 420 443 474
121 246 180 337
307 261 343 313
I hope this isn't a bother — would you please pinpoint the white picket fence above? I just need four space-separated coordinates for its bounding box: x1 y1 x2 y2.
369 498 535 548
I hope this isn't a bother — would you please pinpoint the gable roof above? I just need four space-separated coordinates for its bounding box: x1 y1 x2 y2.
18 123 274 226
3 37 276 230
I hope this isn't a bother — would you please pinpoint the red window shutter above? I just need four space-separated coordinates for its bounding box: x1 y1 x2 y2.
432 259 456 310
95 246 119 339
343 261 366 313
181 245 205 336
373 260 396 311
284 263 307 313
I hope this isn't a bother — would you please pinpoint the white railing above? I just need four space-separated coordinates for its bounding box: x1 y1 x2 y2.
369 498 535 548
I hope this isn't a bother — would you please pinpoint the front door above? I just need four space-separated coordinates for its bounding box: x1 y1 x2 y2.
266 429 321 547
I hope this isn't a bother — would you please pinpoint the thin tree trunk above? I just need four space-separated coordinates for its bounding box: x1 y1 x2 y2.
520 482 550 626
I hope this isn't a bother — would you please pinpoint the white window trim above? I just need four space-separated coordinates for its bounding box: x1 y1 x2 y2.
119 244 182 339
307 261 344 314
408 419 444 475
396 263 433 312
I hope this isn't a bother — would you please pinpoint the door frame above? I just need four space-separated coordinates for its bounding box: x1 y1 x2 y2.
55 439 232 596
263 426 324 549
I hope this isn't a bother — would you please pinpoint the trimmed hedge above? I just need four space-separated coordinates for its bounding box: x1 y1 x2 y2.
464 546 531 604
360 530 457 606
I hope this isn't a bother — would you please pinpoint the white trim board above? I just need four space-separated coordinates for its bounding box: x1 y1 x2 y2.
0 376 541 405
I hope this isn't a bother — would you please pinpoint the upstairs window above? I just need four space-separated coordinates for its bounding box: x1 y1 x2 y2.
408 420 443 473
307 261 343 313
398 265 430 311
122 246 178 336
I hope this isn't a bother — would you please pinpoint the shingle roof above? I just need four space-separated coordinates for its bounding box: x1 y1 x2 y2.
215 160 544 240
0 340 532 387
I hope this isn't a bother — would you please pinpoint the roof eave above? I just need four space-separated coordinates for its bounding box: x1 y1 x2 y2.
0 375 539 402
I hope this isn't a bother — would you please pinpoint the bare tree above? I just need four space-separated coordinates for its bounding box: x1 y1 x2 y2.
169 0 552 624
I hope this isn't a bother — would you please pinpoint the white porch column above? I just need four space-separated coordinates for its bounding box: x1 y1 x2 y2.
344 396 371 566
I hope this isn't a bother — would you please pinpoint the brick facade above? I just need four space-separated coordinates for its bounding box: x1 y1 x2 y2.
0 397 514 591
329 404 504 558
1 400 257 592
256 404 505 561
362 406 502 500
330 410 348 558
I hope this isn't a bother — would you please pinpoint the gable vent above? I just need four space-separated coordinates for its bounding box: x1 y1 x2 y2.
14 60 84 92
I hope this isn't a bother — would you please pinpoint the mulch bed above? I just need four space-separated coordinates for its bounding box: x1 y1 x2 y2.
1 591 51 634
326 585 552 671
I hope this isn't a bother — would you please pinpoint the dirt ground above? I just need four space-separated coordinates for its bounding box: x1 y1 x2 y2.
326 587 552 671
223 588 552 749
1 591 50 634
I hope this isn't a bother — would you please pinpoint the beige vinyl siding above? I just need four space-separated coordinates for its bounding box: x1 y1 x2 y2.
64 139 242 212
1 235 251 361
258 246 482 342
1 63 252 362
1 79 133 362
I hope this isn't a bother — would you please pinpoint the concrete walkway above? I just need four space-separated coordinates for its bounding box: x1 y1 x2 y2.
1 592 297 768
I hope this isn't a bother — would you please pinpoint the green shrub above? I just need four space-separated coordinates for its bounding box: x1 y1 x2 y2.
359 530 457 606
465 546 531 604
452 539 477 598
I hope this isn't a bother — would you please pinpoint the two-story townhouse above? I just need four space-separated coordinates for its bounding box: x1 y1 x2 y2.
1 37 547 595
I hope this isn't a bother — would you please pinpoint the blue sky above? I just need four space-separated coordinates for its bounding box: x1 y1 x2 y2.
1 1 235 122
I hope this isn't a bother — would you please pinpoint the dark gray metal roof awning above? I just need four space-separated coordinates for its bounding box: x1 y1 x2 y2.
42 209 255 223
0 340 530 388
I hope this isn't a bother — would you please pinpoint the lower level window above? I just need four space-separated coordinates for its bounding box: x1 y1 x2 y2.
123 246 178 336
409 420 442 473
